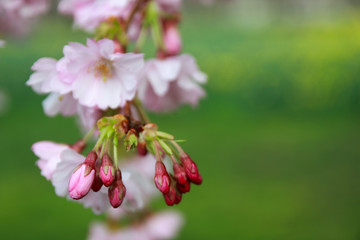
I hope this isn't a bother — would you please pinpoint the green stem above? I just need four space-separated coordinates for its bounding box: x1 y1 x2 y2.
134 24 148 52
170 140 184 155
153 140 162 162
83 126 96 143
94 126 109 151
100 140 107 158
113 135 119 169
167 141 181 160
133 98 151 123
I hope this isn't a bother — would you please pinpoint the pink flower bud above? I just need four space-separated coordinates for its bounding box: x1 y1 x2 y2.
108 169 126 208
173 162 187 185
91 158 103 192
100 154 115 187
68 151 97 200
154 161 171 194
163 20 182 56
176 181 191 193
180 153 202 185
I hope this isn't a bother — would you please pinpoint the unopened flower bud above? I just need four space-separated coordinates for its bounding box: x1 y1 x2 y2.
174 188 182 205
192 174 202 185
91 159 103 192
143 129 157 141
143 123 158 130
176 180 191 193
108 169 126 208
180 153 202 185
163 185 176 206
100 154 115 187
154 161 171 194
68 151 97 200
173 162 187 185
163 20 182 56
137 140 148 156
124 129 138 151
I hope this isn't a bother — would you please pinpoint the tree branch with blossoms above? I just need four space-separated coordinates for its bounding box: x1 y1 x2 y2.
3 0 209 238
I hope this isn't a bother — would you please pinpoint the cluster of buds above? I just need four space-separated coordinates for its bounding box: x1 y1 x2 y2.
68 113 202 208
68 114 131 208
68 150 126 208
139 123 202 206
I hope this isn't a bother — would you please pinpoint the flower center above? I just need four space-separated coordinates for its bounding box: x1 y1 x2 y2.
94 59 113 82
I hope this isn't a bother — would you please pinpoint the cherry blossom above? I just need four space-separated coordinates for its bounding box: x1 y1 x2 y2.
88 210 183 240
32 141 70 180
57 38 144 110
138 54 207 112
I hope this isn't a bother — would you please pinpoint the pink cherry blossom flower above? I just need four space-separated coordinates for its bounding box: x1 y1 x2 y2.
58 38 144 110
52 149 85 197
71 0 135 32
144 211 183 239
87 210 184 240
41 92 100 130
0 0 50 36
26 57 71 95
58 0 91 15
77 104 102 132
31 141 70 180
1 0 49 19
138 54 207 112
42 93 78 117
26 58 80 118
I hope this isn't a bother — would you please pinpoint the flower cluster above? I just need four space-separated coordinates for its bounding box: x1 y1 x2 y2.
0 0 50 36
25 0 207 238
88 210 183 240
33 140 158 214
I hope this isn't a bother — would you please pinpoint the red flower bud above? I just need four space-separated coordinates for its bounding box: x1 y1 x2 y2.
180 153 202 185
100 154 115 187
173 162 187 185
137 141 147 156
91 158 103 192
176 180 191 193
174 188 182 205
108 169 126 208
68 151 97 200
154 161 171 194
163 185 176 206
192 174 202 185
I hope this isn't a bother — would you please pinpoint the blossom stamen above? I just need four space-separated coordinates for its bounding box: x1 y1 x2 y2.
93 58 114 82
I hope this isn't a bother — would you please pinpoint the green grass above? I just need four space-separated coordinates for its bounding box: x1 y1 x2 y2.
1 6 360 240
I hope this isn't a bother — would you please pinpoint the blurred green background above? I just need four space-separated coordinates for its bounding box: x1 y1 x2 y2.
1 1 360 239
